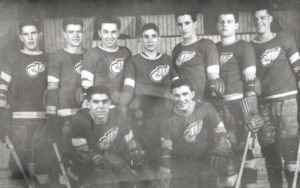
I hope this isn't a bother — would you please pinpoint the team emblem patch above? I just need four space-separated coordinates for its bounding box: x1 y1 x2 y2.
74 60 83 74
220 52 233 65
110 58 125 75
175 51 196 66
261 47 281 67
184 120 203 142
26 61 46 78
150 65 170 82
98 126 119 149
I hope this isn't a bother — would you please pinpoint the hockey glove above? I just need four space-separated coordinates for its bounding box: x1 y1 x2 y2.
129 148 145 167
209 135 232 170
245 113 264 133
92 154 104 165
208 78 225 96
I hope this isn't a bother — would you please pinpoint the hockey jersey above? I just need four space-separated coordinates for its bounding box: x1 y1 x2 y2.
160 102 226 173
172 38 219 100
0 50 47 118
70 108 136 158
216 40 256 101
123 53 178 99
81 46 131 103
47 49 84 116
251 33 299 100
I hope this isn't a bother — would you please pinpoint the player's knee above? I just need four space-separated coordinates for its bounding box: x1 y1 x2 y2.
279 136 299 167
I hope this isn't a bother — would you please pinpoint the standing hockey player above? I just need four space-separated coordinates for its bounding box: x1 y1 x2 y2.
159 79 232 188
215 10 263 188
252 7 300 188
173 12 221 101
81 16 131 105
67 86 144 188
46 17 85 186
0 20 50 186
121 23 179 181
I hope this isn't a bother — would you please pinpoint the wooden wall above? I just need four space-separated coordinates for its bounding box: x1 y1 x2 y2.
43 10 300 55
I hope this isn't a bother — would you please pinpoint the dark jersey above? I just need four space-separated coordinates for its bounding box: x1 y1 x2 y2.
251 33 299 100
160 102 226 173
82 46 131 102
123 53 178 98
216 40 256 101
172 38 219 100
70 108 135 157
0 50 47 118
47 49 84 116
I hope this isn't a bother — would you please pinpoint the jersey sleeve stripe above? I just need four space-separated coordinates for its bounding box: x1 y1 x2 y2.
206 65 220 80
12 111 46 119
71 138 88 147
47 75 59 82
0 84 8 91
81 70 94 81
289 52 300 64
47 82 59 90
46 106 57 114
0 71 11 83
214 122 227 134
58 108 79 116
0 100 7 108
243 66 256 81
124 78 135 88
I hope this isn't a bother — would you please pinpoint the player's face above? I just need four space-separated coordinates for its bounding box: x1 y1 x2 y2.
64 24 83 47
141 29 159 53
217 14 238 37
176 15 197 41
99 23 120 49
88 93 111 122
19 25 41 51
172 85 195 112
254 9 273 34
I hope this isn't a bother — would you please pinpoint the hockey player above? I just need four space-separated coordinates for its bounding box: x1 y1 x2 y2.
159 78 232 188
0 20 50 186
121 23 179 181
215 10 263 188
46 17 85 186
173 12 221 101
81 16 131 105
67 86 144 188
251 7 300 188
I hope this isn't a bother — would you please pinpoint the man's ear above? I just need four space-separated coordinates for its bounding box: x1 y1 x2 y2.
235 23 239 31
191 91 195 99
19 34 24 43
38 32 43 40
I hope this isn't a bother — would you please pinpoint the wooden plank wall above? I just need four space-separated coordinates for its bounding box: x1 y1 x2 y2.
43 10 300 55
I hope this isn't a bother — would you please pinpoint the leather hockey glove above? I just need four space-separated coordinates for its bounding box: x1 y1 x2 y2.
129 148 145 167
208 78 225 97
244 113 264 133
92 154 104 165
209 135 232 171
159 168 171 188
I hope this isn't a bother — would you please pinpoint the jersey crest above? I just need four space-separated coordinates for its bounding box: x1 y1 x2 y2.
183 120 203 142
260 47 281 67
220 52 233 65
98 126 119 149
175 51 196 66
150 65 170 82
26 61 46 78
74 60 83 74
110 58 125 75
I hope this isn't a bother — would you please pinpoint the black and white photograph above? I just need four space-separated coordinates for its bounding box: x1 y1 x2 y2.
0 0 300 187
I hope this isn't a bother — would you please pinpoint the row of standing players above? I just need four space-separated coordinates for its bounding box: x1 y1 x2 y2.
0 6 300 188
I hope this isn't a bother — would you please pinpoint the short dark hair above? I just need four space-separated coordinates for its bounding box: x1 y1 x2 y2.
62 17 83 31
19 19 40 33
86 86 111 101
175 12 197 22
140 23 159 37
96 16 121 31
252 3 273 17
217 9 239 23
171 79 194 92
